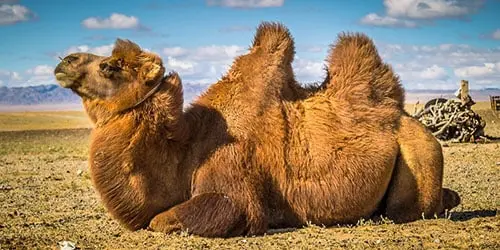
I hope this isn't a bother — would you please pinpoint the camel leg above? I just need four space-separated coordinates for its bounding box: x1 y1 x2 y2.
150 142 269 237
148 193 246 237
383 115 460 222
190 142 269 236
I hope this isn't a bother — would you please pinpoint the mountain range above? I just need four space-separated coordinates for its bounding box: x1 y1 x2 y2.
0 83 207 108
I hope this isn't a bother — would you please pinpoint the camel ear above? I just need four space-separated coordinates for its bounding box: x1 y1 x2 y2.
138 54 165 86
112 38 142 61
165 71 181 88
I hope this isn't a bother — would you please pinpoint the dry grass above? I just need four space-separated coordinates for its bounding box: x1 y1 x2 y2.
0 102 499 249
0 111 92 132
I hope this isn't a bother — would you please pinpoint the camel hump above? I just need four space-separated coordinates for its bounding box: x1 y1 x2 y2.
326 32 380 77
251 22 295 63
327 32 376 66
324 32 405 108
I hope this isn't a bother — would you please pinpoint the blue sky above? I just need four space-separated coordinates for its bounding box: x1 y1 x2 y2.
1 0 499 90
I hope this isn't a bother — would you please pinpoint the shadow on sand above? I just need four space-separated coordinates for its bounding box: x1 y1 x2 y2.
449 209 498 222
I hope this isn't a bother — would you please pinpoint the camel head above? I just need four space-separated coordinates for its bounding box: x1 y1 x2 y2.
54 39 167 123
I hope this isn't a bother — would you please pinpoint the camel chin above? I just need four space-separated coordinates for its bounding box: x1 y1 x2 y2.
53 22 460 237
55 73 75 88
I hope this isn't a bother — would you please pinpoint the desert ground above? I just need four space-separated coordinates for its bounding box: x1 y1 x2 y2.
0 101 499 249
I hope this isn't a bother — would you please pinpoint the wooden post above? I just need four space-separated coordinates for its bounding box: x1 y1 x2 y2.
459 80 470 106
413 99 420 115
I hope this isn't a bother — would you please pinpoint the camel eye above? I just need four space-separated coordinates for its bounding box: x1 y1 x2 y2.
65 55 79 64
99 62 108 71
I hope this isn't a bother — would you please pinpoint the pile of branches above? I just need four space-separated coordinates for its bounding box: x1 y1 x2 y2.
413 99 486 142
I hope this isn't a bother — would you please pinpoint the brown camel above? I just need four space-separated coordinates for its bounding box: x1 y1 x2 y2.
54 22 460 237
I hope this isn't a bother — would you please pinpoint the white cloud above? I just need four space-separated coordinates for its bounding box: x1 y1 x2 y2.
10 71 21 80
360 13 418 28
378 43 500 89
454 63 500 78
0 4 34 25
300 45 324 53
26 65 53 76
0 69 22 85
0 65 56 87
206 0 284 8
184 45 245 61
384 0 483 19
164 45 245 61
24 65 54 85
360 0 484 28
419 65 448 80
394 64 448 87
491 29 500 40
165 57 196 71
380 43 496 68
63 44 114 57
438 44 453 51
163 47 188 57
82 13 141 29
293 57 325 83
162 45 246 84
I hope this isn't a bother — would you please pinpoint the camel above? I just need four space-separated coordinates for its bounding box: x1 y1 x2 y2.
54 22 460 237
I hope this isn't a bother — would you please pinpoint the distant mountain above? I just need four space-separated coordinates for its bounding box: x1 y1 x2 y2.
0 84 80 105
405 88 500 103
405 88 500 94
0 83 209 106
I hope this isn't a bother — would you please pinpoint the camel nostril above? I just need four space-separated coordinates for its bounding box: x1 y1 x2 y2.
54 64 63 74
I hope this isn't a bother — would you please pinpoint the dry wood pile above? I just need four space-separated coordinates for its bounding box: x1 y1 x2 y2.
413 99 486 142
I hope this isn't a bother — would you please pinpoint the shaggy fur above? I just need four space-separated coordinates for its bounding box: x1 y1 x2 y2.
54 22 460 237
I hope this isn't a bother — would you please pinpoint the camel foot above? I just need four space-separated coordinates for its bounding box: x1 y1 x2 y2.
148 193 246 237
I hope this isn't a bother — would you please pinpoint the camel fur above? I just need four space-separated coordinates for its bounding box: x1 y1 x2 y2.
54 22 460 237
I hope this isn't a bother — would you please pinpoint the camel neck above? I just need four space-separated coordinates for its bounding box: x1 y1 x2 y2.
87 98 193 230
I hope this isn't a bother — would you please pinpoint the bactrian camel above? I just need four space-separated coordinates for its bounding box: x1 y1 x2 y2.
54 22 460 237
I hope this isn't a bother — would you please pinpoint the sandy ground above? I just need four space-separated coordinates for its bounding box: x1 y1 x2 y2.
0 103 499 249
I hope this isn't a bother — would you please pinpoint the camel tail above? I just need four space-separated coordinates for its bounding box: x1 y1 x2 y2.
251 21 295 65
324 32 405 109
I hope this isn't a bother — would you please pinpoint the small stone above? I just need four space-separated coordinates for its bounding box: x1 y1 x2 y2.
434 238 441 244
76 169 83 176
240 239 247 243
0 184 13 191
496 162 500 166
58 241 76 250
376 239 381 244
